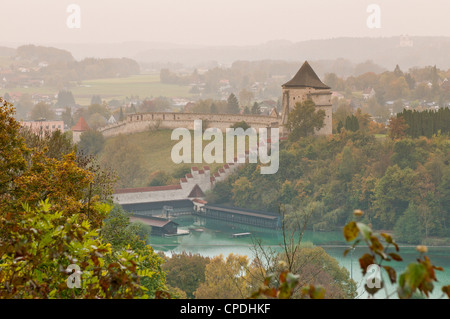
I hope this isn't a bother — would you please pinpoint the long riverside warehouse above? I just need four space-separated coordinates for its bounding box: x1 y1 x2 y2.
194 204 281 229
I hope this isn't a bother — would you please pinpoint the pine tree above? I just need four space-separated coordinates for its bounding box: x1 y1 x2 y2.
119 107 124 121
210 103 218 114
251 102 260 115
226 93 240 114
337 120 343 133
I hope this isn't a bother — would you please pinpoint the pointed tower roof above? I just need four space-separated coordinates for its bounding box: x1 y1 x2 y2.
72 116 90 132
188 184 205 198
282 61 330 89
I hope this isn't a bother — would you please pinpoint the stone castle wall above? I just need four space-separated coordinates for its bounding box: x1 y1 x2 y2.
100 112 280 138
113 161 244 205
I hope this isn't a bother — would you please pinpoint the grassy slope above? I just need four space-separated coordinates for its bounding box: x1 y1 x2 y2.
98 129 250 182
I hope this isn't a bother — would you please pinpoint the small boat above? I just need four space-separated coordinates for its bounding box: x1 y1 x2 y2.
231 232 251 238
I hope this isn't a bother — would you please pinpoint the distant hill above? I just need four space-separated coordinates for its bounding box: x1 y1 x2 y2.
0 46 15 57
134 36 450 71
16 44 75 64
4 36 450 77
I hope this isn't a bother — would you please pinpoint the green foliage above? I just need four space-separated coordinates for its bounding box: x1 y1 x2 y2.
344 214 450 299
78 130 106 156
0 200 151 298
30 102 56 120
391 139 424 169
226 93 240 114
0 99 167 299
393 204 424 244
0 98 29 194
56 90 76 107
91 95 102 105
251 102 260 115
373 165 416 226
20 127 74 161
148 170 173 187
286 99 326 140
398 108 450 138
206 128 449 239
101 205 151 250
230 120 250 130
344 115 359 132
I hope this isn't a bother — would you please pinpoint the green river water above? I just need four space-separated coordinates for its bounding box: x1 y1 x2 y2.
148 215 450 299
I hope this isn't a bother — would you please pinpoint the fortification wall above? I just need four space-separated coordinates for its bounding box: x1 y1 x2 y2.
114 187 186 204
113 161 245 205
100 112 280 138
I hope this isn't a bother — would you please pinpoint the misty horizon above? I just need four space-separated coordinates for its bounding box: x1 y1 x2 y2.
2 0 450 46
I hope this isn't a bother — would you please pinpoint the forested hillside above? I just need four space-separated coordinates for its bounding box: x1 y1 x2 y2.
207 129 450 244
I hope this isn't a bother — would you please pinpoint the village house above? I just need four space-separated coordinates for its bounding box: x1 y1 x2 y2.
21 119 65 134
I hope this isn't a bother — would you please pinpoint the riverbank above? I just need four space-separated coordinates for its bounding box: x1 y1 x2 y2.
148 215 450 299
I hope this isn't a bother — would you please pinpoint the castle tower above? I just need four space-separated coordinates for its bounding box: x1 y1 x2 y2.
281 61 332 136
71 116 90 143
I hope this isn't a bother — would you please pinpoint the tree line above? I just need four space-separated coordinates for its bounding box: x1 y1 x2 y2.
206 128 450 245
397 107 450 138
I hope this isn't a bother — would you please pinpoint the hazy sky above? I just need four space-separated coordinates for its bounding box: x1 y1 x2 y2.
2 0 450 46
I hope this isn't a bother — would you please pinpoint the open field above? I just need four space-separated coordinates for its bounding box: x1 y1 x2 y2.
69 74 194 105
0 73 194 106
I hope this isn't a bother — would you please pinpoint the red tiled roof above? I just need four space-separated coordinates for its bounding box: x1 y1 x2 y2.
180 178 187 183
186 173 193 178
210 177 215 182
198 170 204 174
219 168 225 173
192 167 199 171
72 116 90 132
223 164 230 169
192 198 208 204
203 166 210 171
114 184 182 194
213 172 220 177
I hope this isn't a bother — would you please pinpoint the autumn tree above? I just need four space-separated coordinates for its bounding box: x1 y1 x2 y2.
0 200 156 298
232 177 253 207
0 98 167 298
0 97 29 196
195 254 252 299
162 252 210 298
388 116 409 140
